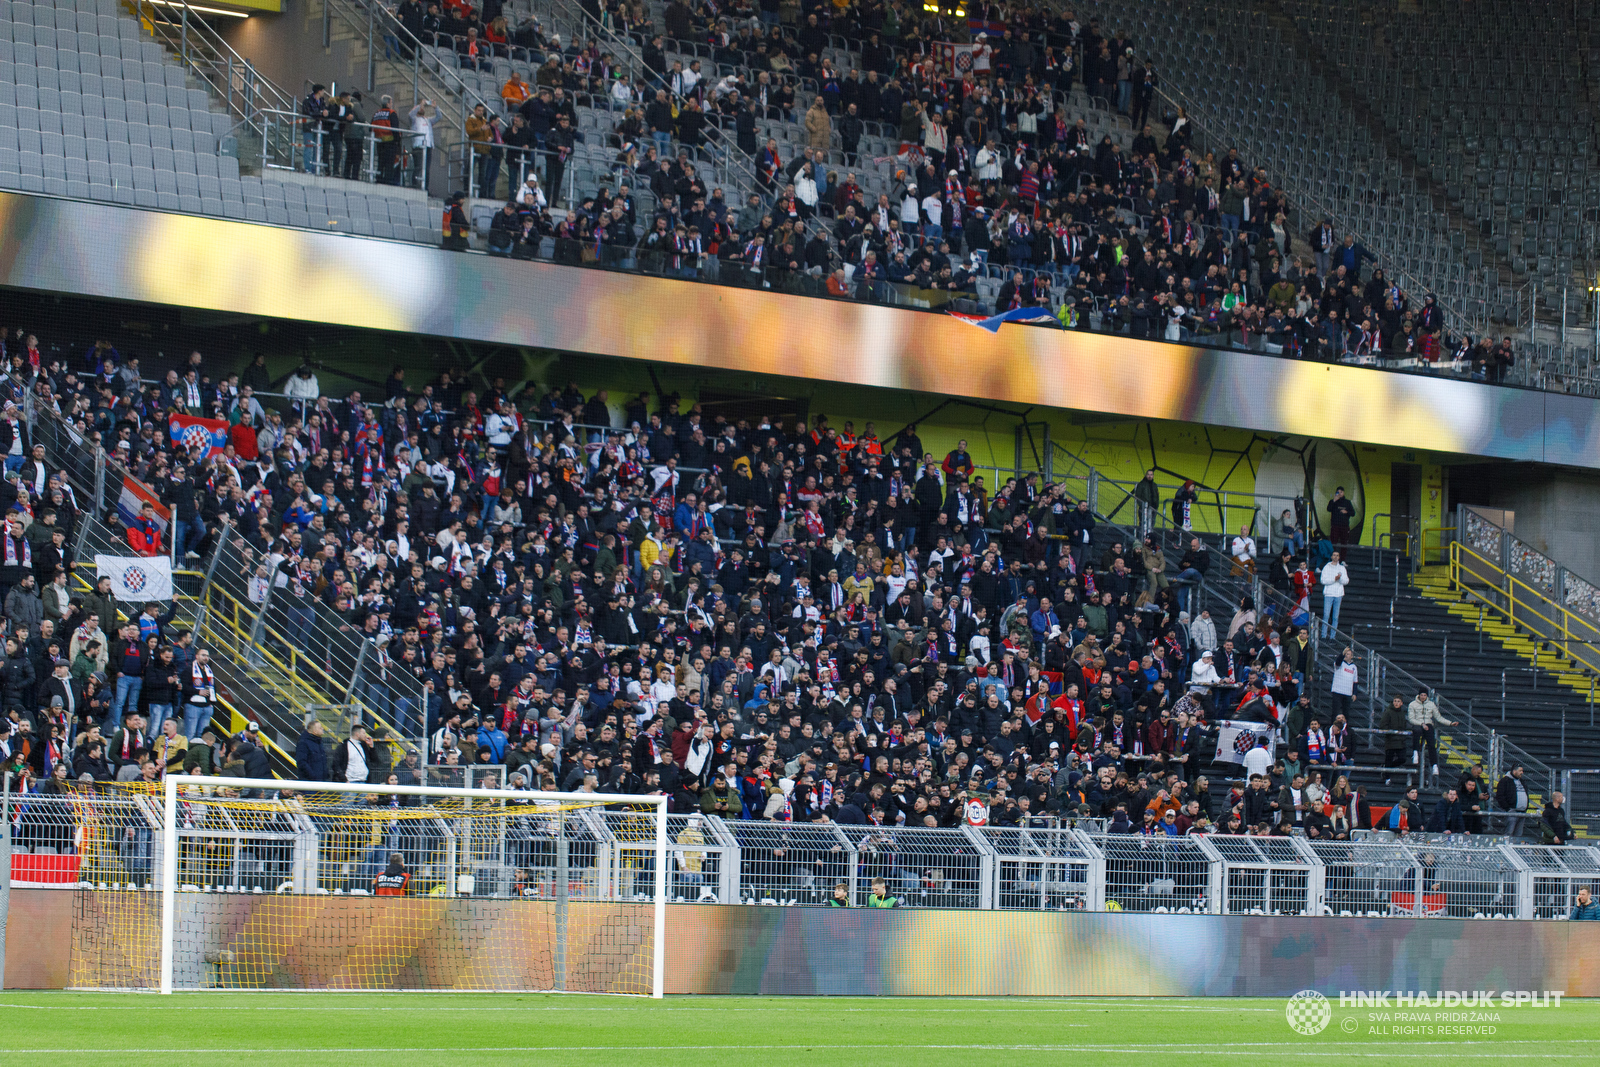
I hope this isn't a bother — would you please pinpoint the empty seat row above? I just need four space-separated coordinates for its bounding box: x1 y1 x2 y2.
0 48 186 85
0 1 126 32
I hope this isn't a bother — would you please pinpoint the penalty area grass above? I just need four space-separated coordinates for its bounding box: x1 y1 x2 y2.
0 992 1593 1066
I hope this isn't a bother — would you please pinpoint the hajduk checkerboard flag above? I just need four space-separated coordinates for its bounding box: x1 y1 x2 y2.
1213 719 1276 766
95 554 173 602
169 413 230 459
936 41 976 75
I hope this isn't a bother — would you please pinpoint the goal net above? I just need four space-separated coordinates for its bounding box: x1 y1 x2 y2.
65 776 666 995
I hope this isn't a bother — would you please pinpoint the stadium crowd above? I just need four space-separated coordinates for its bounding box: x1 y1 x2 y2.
372 0 1518 379
0 325 1565 846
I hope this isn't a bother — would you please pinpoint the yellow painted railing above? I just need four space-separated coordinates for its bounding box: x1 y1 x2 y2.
195 581 414 755
1448 540 1600 685
69 565 297 774
1420 525 1458 567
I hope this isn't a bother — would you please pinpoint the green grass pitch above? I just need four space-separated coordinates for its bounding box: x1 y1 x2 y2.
0 993 1593 1065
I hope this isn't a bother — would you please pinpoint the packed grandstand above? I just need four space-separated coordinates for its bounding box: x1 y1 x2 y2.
0 0 1598 938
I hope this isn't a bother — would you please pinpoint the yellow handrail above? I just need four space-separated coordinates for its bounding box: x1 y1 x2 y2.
197 582 414 751
1448 541 1600 684
1420 525 1458 566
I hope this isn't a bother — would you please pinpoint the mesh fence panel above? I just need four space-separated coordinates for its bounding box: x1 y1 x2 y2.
720 822 853 904
8 785 162 887
1086 833 1214 912
1406 839 1523 918
1306 839 1423 916
1510 843 1600 919
973 825 1097 910
1207 835 1315 915
836 825 987 908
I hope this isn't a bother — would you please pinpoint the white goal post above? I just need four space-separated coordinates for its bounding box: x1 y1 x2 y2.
157 775 667 997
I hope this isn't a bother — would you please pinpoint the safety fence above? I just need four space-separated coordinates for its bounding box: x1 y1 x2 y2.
192 529 429 766
10 784 1598 918
1453 504 1600 682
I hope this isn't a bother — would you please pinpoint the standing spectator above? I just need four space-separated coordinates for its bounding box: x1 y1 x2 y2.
1379 695 1410 780
1308 218 1336 279
1542 790 1573 846
165 462 206 560
370 95 402 185
805 98 832 153
333 723 373 785
1173 537 1210 616
283 365 321 416
1229 524 1257 576
1318 549 1348 638
1495 762 1530 838
4 573 41 630
107 622 147 736
0 514 32 606
183 648 217 740
1133 469 1160 538
1329 646 1358 720
1427 786 1466 834
295 718 329 781
301 84 331 174
144 646 181 749
1325 486 1356 545
338 90 366 181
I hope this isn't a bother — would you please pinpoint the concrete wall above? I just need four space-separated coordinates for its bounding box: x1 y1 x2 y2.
1452 465 1600 580
218 3 355 109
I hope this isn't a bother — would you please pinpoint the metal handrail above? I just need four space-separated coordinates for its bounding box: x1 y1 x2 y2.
133 0 298 138
321 0 500 193
534 0 764 201
1449 540 1600 683
198 578 418 752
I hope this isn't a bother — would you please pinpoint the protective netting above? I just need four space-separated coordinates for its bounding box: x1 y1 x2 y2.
60 783 660 994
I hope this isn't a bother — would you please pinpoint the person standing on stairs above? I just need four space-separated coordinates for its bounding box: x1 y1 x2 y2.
1325 486 1356 546
1329 646 1359 721
1494 763 1530 839
1406 688 1457 783
1380 695 1411 781
1318 549 1349 639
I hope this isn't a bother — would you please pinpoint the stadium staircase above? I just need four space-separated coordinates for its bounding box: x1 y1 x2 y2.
294 0 474 205
1042 452 1436 812
1323 547 1598 771
1043 445 1562 818
23 401 410 778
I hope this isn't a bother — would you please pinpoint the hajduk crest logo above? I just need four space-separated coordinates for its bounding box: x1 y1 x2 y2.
121 564 148 595
179 422 217 453
1285 989 1332 1035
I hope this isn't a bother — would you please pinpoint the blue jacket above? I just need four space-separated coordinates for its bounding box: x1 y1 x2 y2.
294 729 329 781
478 725 509 764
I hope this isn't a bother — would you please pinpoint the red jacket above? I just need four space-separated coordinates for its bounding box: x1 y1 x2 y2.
1147 718 1178 755
127 519 161 557
230 422 258 461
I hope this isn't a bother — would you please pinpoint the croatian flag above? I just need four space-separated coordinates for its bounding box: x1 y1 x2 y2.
948 306 1059 333
116 476 170 533
170 413 230 458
